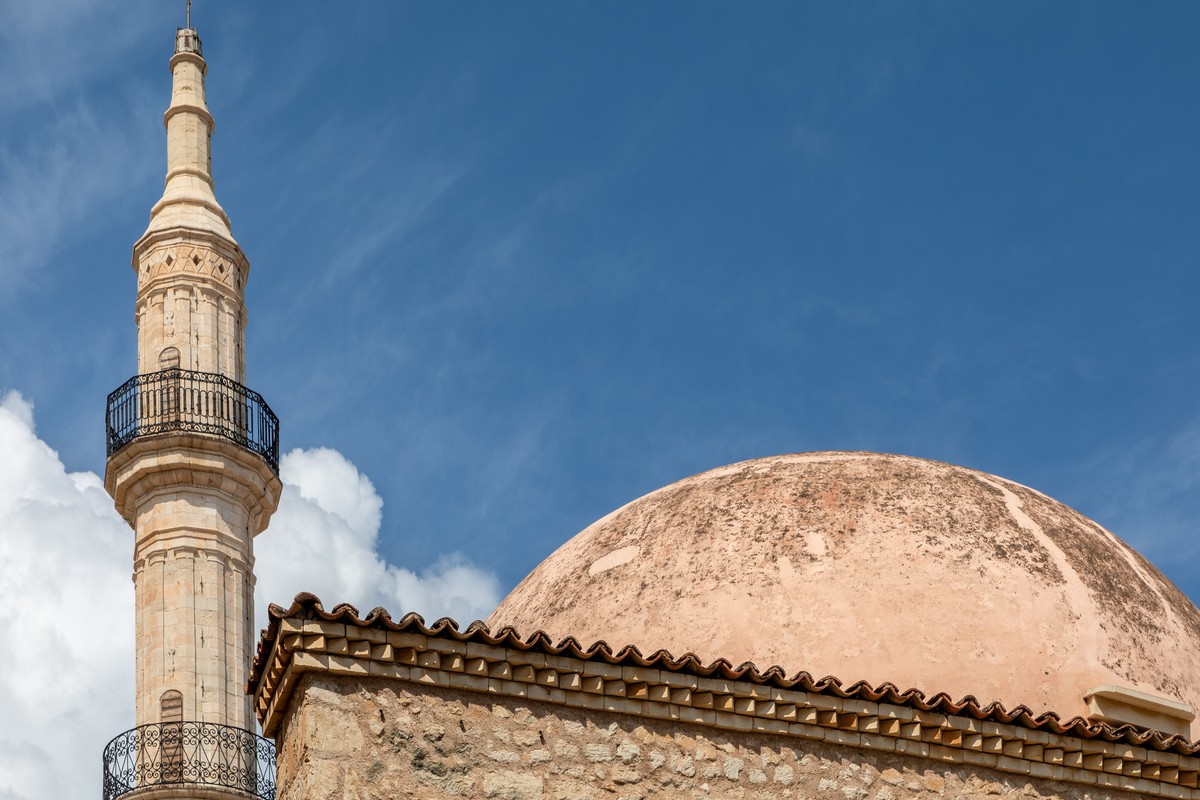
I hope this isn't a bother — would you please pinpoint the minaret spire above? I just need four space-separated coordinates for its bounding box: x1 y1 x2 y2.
186 0 192 30
131 17 248 381
137 19 239 270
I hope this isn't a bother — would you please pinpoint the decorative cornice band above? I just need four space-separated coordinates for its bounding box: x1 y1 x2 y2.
163 102 215 132
132 227 248 274
165 165 216 188
168 50 207 75
254 614 1200 799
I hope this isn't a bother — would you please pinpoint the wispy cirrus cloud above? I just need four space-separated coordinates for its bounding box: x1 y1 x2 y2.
0 0 166 295
1065 418 1200 592
0 100 156 291
0 1 158 113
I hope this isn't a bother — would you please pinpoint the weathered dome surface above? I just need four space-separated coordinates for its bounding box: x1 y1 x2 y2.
488 452 1200 732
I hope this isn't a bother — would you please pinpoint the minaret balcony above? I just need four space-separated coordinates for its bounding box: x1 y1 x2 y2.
102 722 275 800
106 368 279 474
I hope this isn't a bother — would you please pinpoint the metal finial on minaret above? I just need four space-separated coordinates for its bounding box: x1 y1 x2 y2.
176 0 201 55
176 2 202 55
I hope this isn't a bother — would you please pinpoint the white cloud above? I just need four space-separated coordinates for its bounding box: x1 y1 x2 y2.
0 97 155 291
0 1 164 294
0 1 158 112
255 447 501 629
1075 418 1200 572
0 391 500 800
0 391 134 800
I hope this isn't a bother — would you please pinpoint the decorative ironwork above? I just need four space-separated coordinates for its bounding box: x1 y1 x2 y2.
106 368 279 473
102 722 276 800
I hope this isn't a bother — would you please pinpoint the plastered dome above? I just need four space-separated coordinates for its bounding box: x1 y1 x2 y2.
489 452 1200 735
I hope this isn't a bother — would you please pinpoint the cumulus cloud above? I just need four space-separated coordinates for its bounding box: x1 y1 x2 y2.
0 392 500 800
0 391 134 800
255 447 502 628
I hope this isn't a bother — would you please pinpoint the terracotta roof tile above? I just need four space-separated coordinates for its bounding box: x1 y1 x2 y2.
251 592 1200 755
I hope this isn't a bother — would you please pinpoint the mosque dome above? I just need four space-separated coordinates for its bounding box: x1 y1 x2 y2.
488 452 1200 734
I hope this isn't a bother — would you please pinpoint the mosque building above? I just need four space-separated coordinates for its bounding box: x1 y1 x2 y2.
102 19 1200 800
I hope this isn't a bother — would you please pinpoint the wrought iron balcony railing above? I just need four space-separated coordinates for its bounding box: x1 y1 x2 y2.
106 368 279 473
102 722 276 800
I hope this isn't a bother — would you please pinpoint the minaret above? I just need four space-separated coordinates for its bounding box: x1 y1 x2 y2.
102 18 281 800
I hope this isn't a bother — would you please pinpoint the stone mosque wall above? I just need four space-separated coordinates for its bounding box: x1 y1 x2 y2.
254 597 1200 800
277 673 1146 800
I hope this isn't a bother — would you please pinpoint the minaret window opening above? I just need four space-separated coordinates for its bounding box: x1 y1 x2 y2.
160 690 183 724
159 690 184 783
157 347 182 421
158 347 181 370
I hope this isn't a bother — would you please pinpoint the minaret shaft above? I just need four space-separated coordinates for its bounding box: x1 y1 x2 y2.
134 493 256 729
164 52 214 190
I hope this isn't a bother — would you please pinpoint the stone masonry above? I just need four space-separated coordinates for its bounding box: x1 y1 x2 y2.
277 673 1148 800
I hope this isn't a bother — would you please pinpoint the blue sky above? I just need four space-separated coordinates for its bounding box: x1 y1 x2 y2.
4 1 1200 601
3 3 1200 796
